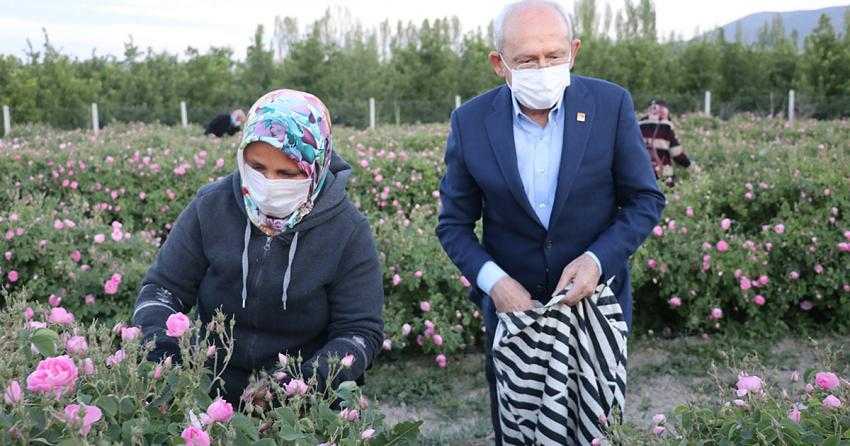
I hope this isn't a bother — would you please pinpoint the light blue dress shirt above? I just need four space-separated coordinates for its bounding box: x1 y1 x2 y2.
477 94 601 296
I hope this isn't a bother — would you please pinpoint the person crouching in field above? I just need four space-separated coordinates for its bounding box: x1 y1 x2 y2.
133 90 384 405
639 100 691 186
204 109 246 137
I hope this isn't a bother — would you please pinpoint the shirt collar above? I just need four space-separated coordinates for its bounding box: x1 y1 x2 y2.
510 92 564 125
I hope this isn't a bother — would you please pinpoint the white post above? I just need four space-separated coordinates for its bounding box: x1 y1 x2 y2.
455 95 461 109
2 105 10 137
369 97 376 129
704 91 711 116
788 89 795 124
180 101 188 128
91 103 99 135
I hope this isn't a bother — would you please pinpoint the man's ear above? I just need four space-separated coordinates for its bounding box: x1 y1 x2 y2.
489 51 508 80
570 39 582 69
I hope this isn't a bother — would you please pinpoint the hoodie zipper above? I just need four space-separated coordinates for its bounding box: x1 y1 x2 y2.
250 236 273 298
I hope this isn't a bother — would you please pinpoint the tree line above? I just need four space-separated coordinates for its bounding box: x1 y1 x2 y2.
1 0 849 129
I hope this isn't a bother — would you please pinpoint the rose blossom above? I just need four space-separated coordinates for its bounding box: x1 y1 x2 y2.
26 355 78 397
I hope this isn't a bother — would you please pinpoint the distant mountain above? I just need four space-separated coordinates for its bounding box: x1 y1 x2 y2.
709 5 849 46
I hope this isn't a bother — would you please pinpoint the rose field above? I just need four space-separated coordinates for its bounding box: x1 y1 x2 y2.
1 114 849 444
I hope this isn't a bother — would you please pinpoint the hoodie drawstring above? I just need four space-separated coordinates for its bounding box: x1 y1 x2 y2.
240 218 299 310
281 232 298 310
241 219 251 308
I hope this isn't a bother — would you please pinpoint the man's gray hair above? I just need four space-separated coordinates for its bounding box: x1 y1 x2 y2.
493 0 574 52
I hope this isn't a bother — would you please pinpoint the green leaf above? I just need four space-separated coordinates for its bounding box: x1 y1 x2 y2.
278 425 309 442
251 440 277 446
119 396 136 416
30 328 59 357
231 414 258 441
372 420 422 446
95 395 120 418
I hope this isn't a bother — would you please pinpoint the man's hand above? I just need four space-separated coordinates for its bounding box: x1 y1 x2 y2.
554 253 602 306
490 276 535 313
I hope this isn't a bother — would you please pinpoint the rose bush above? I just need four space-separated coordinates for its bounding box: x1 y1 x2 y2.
1 115 848 361
0 289 420 444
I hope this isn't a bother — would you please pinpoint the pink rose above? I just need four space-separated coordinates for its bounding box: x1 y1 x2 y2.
686 207 694 217
788 407 801 423
48 307 75 325
284 379 309 397
26 355 78 397
435 354 447 369
720 218 731 230
103 278 119 295
739 277 751 291
752 295 766 306
433 335 444 346
181 426 211 446
340 354 355 368
81 358 95 375
814 264 824 274
710 308 723 320
646 259 657 269
800 300 814 311
652 225 663 237
165 312 191 337
715 240 729 252
773 224 785 234
93 234 105 244
120 326 141 342
668 296 682 308
414 270 423 278
65 336 88 355
652 413 666 424
4 380 22 406
736 374 763 396
459 276 471 288
815 372 840 391
84 294 95 305
7 270 19 283
419 301 431 312
63 403 102 435
206 398 234 423
789 271 799 280
23 307 33 320
822 395 842 409
340 408 360 422
652 425 666 435
402 323 412 336
49 294 62 307
106 349 126 367
757 275 769 286
392 274 401 286
70 250 82 263
361 428 376 440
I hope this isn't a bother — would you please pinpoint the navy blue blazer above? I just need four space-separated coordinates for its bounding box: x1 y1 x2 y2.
436 75 665 328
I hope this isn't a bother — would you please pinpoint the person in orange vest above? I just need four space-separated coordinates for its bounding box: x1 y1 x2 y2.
639 100 691 186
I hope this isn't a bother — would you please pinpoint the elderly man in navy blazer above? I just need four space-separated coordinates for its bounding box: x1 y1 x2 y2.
436 0 665 442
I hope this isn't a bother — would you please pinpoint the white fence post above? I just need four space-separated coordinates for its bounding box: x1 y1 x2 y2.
788 89 795 124
91 103 99 135
369 97 376 129
2 105 10 137
704 91 711 116
455 95 461 109
180 101 188 128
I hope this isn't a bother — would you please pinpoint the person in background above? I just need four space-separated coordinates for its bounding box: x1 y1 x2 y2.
133 90 384 405
205 109 246 137
639 100 691 186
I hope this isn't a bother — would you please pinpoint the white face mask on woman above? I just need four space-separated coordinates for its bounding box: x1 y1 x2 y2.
502 55 571 110
243 164 312 218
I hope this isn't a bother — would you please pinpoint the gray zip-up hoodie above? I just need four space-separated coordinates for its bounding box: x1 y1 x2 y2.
132 154 384 402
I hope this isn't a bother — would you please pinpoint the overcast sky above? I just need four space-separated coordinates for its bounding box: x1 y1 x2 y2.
1 0 848 59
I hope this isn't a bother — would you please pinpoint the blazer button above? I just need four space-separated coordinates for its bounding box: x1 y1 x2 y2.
545 240 553 249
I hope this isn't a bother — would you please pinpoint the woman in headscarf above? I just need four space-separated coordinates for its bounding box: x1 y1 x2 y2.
133 90 384 404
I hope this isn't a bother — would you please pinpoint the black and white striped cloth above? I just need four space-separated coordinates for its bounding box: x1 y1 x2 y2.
492 279 628 445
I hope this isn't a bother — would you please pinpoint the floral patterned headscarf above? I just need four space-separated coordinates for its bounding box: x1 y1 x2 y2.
237 89 333 235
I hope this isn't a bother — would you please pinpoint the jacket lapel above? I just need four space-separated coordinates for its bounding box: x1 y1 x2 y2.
485 86 545 229
550 77 594 227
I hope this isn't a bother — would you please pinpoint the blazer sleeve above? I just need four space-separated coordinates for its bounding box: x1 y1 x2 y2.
435 110 495 286
589 90 666 278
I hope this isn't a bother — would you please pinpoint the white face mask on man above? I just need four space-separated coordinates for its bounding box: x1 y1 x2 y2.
239 155 312 219
502 55 571 110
